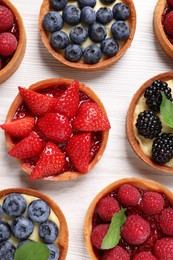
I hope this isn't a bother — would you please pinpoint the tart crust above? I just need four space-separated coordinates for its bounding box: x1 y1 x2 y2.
38 0 136 71
84 177 173 259
126 71 173 174
0 0 26 83
4 78 109 181
0 187 68 260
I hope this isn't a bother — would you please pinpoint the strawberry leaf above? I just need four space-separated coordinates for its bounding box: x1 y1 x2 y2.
160 92 173 128
101 208 126 250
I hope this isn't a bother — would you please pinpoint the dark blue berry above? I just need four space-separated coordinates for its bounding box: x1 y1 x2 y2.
65 44 83 61
96 7 113 24
47 244 60 260
113 3 130 21
0 241 16 260
17 239 32 248
0 221 11 243
70 26 88 44
100 0 116 4
0 206 3 219
50 0 68 11
77 0 96 8
101 38 119 57
111 21 130 40
50 31 69 50
42 11 63 32
2 193 27 218
11 216 34 240
39 220 59 243
83 45 102 64
89 22 107 42
62 5 81 26
81 6 96 25
28 199 50 223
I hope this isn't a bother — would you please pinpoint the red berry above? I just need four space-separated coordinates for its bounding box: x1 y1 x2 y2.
0 32 17 56
140 191 165 215
154 237 173 260
133 251 157 260
91 224 109 250
168 0 173 7
117 184 141 207
159 208 173 236
96 196 120 222
163 11 173 37
0 6 14 32
102 246 130 260
121 215 150 245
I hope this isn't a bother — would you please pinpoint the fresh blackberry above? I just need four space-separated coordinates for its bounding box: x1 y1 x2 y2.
152 133 173 164
136 110 162 139
144 79 172 112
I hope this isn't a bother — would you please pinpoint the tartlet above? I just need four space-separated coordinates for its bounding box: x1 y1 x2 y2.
38 0 136 71
0 0 26 83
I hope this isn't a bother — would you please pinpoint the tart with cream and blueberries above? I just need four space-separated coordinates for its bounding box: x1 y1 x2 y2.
0 0 26 83
38 0 136 71
0 78 110 181
84 177 173 259
0 187 68 260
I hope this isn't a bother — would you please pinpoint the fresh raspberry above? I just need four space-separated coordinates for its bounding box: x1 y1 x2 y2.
117 184 141 207
121 215 150 245
0 32 17 56
96 196 120 222
91 224 109 250
154 237 173 260
102 246 130 260
0 6 14 32
163 11 173 37
133 251 157 260
159 208 173 235
168 0 173 7
140 191 165 215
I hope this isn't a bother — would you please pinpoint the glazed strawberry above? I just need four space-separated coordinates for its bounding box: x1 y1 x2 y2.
18 87 58 116
140 191 165 215
91 224 109 250
72 102 110 131
163 11 173 37
8 131 42 159
37 113 72 143
117 184 141 207
0 6 14 32
0 117 34 138
96 196 120 222
159 208 173 235
121 215 150 245
30 142 65 180
66 133 91 173
133 251 157 260
154 237 173 260
0 32 17 56
102 246 130 260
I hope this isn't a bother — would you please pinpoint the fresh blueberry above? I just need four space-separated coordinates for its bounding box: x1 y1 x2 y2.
39 220 59 243
42 11 63 33
0 206 3 219
47 244 60 260
83 45 102 64
70 26 88 44
100 0 116 4
50 0 68 11
113 3 130 21
2 193 27 218
89 22 107 42
0 221 11 243
81 6 96 25
65 44 83 62
77 0 96 8
101 38 119 57
0 241 16 260
28 199 50 223
111 21 130 40
50 31 69 50
96 7 113 24
62 5 81 26
11 216 34 240
17 239 32 248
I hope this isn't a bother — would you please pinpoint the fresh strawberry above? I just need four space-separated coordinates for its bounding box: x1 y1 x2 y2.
18 87 58 116
133 251 157 260
1 117 35 138
102 246 130 260
54 80 79 118
117 184 141 207
91 224 109 250
163 11 173 37
37 113 72 143
29 142 65 180
159 208 173 236
154 237 173 260
8 131 42 159
72 102 111 131
66 132 91 173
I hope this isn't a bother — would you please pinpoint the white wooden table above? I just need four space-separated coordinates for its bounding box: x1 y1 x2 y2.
0 1 173 259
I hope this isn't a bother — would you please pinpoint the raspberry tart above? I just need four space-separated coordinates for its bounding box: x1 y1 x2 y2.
0 0 26 83
38 0 136 71
1 78 110 181
84 177 173 259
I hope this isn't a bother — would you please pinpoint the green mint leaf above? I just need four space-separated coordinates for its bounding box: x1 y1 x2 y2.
14 241 50 260
160 92 173 128
101 208 126 250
